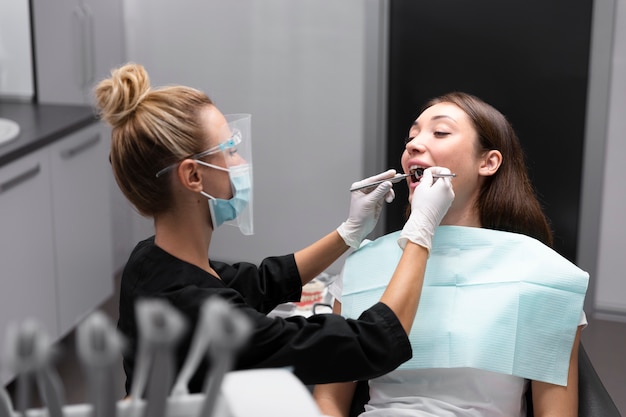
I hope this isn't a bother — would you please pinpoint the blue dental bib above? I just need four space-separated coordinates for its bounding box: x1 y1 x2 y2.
341 226 589 386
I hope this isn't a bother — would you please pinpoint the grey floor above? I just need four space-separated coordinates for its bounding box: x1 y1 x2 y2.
8 281 626 416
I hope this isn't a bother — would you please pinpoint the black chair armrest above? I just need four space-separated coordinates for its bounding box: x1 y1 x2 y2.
578 343 621 417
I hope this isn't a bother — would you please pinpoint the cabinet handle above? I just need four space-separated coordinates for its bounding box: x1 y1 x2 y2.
83 1 96 86
60 134 101 159
72 0 95 89
0 164 41 194
72 3 88 88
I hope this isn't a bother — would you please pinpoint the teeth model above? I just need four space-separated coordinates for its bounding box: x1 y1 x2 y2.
295 280 325 309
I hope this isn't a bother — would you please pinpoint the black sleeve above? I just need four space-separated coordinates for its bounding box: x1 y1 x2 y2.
219 254 302 314
120 245 411 392
236 301 412 385
217 256 412 384
171 286 411 390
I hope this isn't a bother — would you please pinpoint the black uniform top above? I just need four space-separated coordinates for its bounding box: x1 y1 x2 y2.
118 236 412 394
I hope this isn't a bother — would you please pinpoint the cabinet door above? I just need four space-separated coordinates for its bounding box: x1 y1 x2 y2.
49 123 113 336
0 149 58 385
31 0 126 104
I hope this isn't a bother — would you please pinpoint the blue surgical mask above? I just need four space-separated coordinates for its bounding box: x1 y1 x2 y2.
198 162 253 235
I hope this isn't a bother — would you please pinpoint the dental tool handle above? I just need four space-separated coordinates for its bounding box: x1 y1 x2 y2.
131 299 187 401
88 368 116 417
171 302 215 397
35 367 65 417
0 389 13 417
144 348 174 417
16 373 31 417
76 312 124 417
9 320 64 417
349 174 409 192
129 342 151 401
200 352 234 417
350 172 456 192
198 297 253 417
170 347 199 396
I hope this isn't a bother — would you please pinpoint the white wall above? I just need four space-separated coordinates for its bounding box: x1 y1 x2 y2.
578 0 626 320
123 0 387 274
119 0 626 314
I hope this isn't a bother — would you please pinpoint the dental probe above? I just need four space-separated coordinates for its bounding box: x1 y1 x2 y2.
350 171 456 192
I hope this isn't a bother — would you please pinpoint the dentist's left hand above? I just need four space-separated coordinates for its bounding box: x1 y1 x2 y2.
337 169 396 249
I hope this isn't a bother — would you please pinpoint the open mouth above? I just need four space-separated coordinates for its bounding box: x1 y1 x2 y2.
408 166 425 182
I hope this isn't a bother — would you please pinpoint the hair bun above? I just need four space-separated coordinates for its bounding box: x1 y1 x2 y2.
94 63 151 127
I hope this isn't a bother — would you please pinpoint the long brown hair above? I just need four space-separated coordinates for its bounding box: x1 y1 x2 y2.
94 63 212 216
421 92 553 246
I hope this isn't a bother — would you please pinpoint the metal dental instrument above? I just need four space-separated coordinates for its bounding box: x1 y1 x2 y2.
199 297 253 417
5 320 65 417
350 173 410 192
76 311 125 417
171 298 218 397
350 170 456 192
0 389 13 417
130 299 187 417
0 340 15 417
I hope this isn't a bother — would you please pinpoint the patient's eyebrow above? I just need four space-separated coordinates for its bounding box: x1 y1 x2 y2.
430 115 457 123
412 114 457 128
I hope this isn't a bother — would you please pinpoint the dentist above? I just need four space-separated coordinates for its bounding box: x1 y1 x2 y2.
94 63 454 395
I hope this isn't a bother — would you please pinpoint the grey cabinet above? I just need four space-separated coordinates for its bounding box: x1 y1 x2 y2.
0 148 58 385
31 0 126 105
0 122 113 384
49 123 113 336
31 0 132 271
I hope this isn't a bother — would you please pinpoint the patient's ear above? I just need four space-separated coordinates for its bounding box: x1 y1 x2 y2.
479 150 502 177
177 160 204 192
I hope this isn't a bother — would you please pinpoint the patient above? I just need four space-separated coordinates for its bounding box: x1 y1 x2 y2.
313 92 589 417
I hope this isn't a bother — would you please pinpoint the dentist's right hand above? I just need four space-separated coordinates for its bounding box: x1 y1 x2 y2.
337 169 396 249
397 167 455 252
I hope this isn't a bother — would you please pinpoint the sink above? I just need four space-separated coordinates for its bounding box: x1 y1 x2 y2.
0 118 21 146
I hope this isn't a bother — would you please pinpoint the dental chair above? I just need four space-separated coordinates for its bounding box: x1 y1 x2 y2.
348 343 621 417
565 344 620 417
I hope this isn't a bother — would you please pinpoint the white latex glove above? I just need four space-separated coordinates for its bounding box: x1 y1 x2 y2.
337 169 397 249
398 167 455 252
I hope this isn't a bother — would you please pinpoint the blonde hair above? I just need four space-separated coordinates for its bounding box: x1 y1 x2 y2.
94 63 212 216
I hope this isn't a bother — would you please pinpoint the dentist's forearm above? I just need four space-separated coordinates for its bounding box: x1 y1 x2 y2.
379 241 428 334
294 231 349 285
